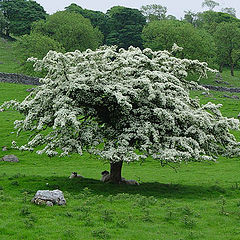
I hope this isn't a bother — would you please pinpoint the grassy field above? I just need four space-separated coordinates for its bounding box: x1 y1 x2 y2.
0 82 240 240
0 38 20 74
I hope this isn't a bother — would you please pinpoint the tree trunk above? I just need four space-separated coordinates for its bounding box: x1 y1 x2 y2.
231 64 234 76
219 63 224 73
110 161 123 183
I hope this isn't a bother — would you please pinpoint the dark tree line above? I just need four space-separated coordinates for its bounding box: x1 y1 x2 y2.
1 0 240 76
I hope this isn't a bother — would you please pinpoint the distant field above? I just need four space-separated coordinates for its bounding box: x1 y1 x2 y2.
198 69 240 88
0 82 240 240
0 38 20 73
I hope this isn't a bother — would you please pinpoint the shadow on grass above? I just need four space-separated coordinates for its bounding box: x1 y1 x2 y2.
3 174 229 200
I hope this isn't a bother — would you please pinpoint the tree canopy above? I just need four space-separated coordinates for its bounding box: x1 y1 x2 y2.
3 46 240 183
105 6 146 49
142 20 216 65
0 0 46 36
214 22 240 75
140 4 167 22
32 11 103 52
65 3 110 42
14 32 65 76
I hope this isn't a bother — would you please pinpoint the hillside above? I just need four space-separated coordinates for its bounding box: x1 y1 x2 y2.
0 38 20 74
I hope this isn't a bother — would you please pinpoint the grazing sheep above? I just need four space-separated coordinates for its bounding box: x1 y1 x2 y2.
101 170 110 182
69 172 84 179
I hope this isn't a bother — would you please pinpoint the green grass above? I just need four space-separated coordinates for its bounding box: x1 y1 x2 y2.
198 69 240 88
0 38 20 73
0 83 240 240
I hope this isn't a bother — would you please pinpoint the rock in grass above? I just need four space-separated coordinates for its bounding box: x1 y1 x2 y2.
31 190 66 206
1 154 19 162
26 88 35 92
2 146 7 151
0 108 4 112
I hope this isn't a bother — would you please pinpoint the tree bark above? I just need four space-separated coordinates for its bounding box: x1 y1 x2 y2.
231 64 234 76
110 161 123 183
219 63 224 73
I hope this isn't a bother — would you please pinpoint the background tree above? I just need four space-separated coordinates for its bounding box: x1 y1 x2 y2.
140 4 167 22
105 6 146 49
194 11 240 34
32 11 103 52
221 7 236 17
0 0 46 36
0 10 8 36
3 46 239 183
142 20 216 65
183 10 199 27
65 3 110 43
14 32 65 76
202 0 220 11
214 22 240 75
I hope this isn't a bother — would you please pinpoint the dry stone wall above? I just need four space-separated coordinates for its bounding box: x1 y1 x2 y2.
1 72 240 93
0 72 40 85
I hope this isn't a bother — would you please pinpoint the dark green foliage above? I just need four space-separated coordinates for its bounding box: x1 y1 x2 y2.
140 4 167 22
105 6 146 49
65 3 110 42
195 11 240 34
0 0 46 36
32 11 103 52
142 20 216 65
214 22 240 75
14 32 65 76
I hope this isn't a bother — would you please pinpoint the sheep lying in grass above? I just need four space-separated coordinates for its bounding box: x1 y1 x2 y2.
100 170 110 182
122 179 140 186
100 170 140 185
69 172 84 179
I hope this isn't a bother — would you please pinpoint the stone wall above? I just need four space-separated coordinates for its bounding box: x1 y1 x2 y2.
0 72 240 93
0 72 40 85
202 85 240 93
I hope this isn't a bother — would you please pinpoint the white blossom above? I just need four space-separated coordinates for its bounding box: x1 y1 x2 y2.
1 45 239 165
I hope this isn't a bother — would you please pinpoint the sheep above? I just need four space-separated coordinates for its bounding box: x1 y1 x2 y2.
100 170 140 185
69 172 84 179
123 179 140 186
100 170 110 182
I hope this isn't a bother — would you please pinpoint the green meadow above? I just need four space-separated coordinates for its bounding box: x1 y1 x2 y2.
0 80 240 240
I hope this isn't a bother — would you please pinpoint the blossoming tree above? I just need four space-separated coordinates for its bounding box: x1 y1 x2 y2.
3 45 240 183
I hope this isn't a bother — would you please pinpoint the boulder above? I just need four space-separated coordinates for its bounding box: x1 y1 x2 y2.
1 154 19 162
26 88 35 92
2 146 7 151
31 190 66 206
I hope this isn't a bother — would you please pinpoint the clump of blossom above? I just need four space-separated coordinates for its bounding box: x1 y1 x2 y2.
2 45 240 165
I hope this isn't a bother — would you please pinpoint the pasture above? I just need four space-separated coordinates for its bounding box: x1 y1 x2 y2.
0 82 240 240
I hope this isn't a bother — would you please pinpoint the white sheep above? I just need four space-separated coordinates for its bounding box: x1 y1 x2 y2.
69 172 84 179
123 179 140 185
100 170 110 182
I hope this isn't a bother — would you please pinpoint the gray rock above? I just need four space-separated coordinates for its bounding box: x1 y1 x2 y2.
26 88 35 92
0 109 4 112
1 155 19 162
31 190 66 206
2 146 7 151
232 95 239 99
46 201 54 207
